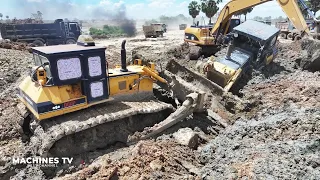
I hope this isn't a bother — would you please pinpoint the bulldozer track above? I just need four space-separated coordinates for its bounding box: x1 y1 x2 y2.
23 99 173 157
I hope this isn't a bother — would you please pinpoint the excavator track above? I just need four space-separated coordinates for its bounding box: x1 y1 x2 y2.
19 95 173 157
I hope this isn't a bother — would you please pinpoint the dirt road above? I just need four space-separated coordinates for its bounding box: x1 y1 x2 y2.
95 30 185 67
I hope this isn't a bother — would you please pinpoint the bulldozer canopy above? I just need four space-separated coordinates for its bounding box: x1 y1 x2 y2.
233 20 280 44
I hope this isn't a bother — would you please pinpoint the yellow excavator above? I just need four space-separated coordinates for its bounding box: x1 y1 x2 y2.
174 0 320 92
185 0 317 60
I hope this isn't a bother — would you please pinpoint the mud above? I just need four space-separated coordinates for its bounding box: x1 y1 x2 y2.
199 108 320 179
195 39 320 179
0 48 33 142
0 40 32 52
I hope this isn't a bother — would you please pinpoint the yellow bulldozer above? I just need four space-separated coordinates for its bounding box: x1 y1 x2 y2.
17 35 205 157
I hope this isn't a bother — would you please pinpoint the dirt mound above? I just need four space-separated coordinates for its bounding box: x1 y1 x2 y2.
0 48 33 141
299 38 320 72
57 140 201 180
0 40 32 52
199 109 320 179
165 42 190 59
197 46 320 179
278 38 320 72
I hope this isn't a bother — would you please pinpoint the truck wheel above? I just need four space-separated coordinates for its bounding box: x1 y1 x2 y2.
28 43 35 47
280 33 287 39
294 35 302 41
287 33 294 40
32 40 44 47
66 39 76 44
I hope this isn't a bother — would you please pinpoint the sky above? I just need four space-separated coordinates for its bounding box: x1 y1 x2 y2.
0 0 317 20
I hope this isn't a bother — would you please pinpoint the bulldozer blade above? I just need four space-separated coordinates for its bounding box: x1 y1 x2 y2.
164 59 224 97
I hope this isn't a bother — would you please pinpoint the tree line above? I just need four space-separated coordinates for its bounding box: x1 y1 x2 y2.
0 11 43 23
188 0 253 24
187 0 320 25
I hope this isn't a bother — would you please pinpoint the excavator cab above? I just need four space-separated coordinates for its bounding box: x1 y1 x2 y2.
204 20 280 91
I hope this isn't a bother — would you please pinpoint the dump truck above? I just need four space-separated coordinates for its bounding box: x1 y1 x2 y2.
0 19 81 46
276 19 319 40
179 24 187 30
143 23 166 38
152 23 167 32
275 20 297 40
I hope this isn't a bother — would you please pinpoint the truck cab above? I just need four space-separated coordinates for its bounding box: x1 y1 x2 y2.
55 19 81 44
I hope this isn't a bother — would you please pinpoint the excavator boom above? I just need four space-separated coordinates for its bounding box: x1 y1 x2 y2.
184 0 316 60
213 0 310 37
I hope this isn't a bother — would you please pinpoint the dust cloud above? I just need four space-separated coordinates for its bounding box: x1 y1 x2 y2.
11 0 137 36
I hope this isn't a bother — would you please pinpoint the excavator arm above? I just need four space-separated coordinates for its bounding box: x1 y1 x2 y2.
212 0 311 38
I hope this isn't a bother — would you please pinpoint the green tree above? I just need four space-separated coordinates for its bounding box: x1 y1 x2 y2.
37 11 43 20
200 0 220 24
308 0 320 15
188 1 201 24
6 15 9 19
237 7 253 21
299 0 319 17
0 13 3 20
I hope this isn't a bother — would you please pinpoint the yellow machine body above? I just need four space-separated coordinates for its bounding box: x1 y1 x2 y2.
184 27 215 46
18 62 161 120
204 57 243 92
18 38 167 121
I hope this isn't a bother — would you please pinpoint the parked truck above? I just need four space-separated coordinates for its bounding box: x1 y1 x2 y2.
143 23 166 38
179 24 187 30
276 18 318 40
0 19 81 46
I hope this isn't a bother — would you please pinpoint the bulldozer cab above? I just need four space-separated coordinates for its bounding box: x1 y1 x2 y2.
30 37 109 103
207 20 280 91
231 20 280 64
